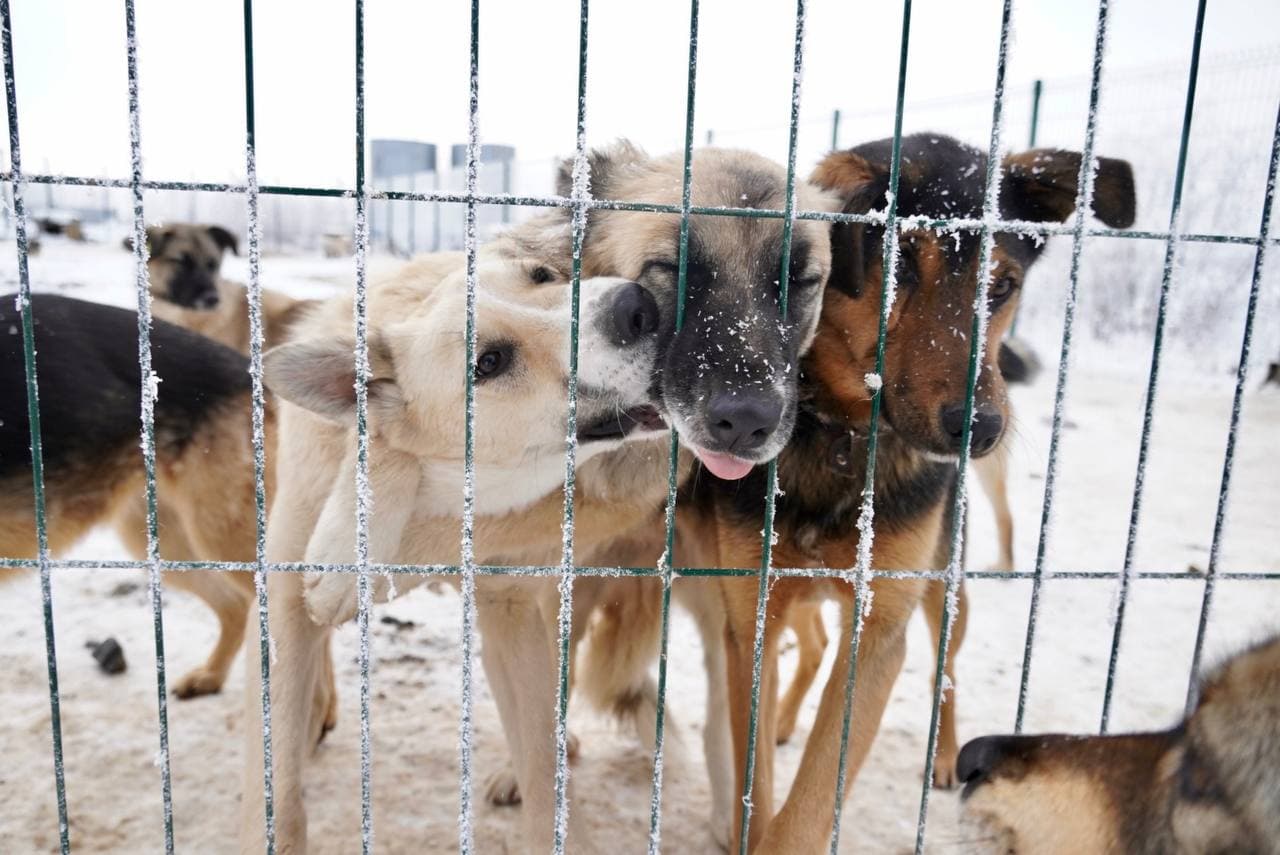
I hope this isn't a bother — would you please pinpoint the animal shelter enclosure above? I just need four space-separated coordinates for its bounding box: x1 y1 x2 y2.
2 0 1278 853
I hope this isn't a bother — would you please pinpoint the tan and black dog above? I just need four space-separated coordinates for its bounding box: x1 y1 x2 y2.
136 222 304 353
688 132 1135 852
0 293 272 699
958 634 1280 854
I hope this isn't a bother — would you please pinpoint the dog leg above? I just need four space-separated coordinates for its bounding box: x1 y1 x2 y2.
776 602 828 745
974 441 1013 571
755 597 909 853
476 580 598 853
165 569 253 698
240 570 331 855
923 578 968 789
724 588 780 853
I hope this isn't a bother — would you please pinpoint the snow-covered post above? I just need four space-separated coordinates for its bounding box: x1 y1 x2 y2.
914 0 1013 849
736 1 809 851
0 2 71 850
123 2 177 849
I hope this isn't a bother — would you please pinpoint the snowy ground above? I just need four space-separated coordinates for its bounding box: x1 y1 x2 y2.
2 240 1278 853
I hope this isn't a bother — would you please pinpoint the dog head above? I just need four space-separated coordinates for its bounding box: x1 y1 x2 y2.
133 223 239 310
957 635 1280 854
808 133 1135 459
264 258 666 515
502 141 837 481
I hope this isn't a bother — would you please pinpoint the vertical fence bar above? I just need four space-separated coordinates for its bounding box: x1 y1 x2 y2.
646 0 699 850
1028 79 1043 148
551 1 591 850
0 2 72 850
737 1 808 850
1014 0 1111 734
827 2 912 851
456 0 481 850
1101 0 1206 734
122 2 176 850
915 1 1013 849
830 108 841 152
1185 101 1280 712
240 0 277 849
350 1 376 850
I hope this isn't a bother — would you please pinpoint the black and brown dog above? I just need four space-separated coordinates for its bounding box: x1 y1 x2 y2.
687 132 1136 852
0 293 270 699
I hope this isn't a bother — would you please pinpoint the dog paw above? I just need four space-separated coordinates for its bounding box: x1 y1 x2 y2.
172 666 224 699
931 753 959 789
486 765 522 807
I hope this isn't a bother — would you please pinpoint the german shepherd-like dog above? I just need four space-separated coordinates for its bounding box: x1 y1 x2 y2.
0 293 270 698
958 634 1280 854
690 133 1135 852
240 144 838 853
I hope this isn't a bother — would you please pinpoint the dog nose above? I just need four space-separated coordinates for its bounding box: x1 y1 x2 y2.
195 291 220 310
957 735 1023 788
706 392 783 454
940 402 1004 455
610 281 659 345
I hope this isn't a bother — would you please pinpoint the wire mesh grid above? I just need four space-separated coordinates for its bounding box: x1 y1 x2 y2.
2 0 1277 853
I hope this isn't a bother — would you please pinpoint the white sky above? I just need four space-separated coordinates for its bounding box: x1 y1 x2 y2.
8 0 1280 188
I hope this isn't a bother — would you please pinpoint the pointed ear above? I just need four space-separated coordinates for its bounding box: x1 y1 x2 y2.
206 225 239 256
264 335 399 423
1001 149 1136 227
810 150 891 215
555 139 647 201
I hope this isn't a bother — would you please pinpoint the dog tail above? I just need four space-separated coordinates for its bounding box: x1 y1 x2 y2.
576 578 666 751
998 337 1042 386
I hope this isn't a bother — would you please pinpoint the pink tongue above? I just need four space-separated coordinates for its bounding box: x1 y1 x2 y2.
698 450 756 481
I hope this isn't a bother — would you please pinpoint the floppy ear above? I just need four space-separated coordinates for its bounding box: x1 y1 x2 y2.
810 151 892 299
555 139 648 201
263 336 400 423
1001 149 1136 227
206 225 239 256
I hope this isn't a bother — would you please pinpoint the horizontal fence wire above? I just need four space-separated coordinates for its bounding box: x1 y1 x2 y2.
1102 0 1207 736
122 0 176 849
3 169 1279 246
1 556 1277 582
916 1 1013 848
0 0 71 850
1015 0 1111 735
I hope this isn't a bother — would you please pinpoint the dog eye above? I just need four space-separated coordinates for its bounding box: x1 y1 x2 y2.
474 345 513 381
530 266 555 284
791 275 822 290
988 275 1019 302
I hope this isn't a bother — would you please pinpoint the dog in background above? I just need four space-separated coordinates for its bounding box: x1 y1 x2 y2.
691 132 1135 852
959 634 1280 854
0 293 273 699
131 223 305 353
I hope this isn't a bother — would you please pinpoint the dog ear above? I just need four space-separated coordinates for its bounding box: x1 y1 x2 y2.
264 336 400 423
206 225 239 256
1001 149 1136 228
810 152 892 299
555 139 648 201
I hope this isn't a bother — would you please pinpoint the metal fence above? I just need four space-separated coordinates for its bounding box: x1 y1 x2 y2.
2 0 1278 853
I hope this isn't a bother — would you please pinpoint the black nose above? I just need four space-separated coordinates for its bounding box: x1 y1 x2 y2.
706 392 784 454
194 290 220 310
940 402 1004 455
957 735 1027 790
610 281 659 345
